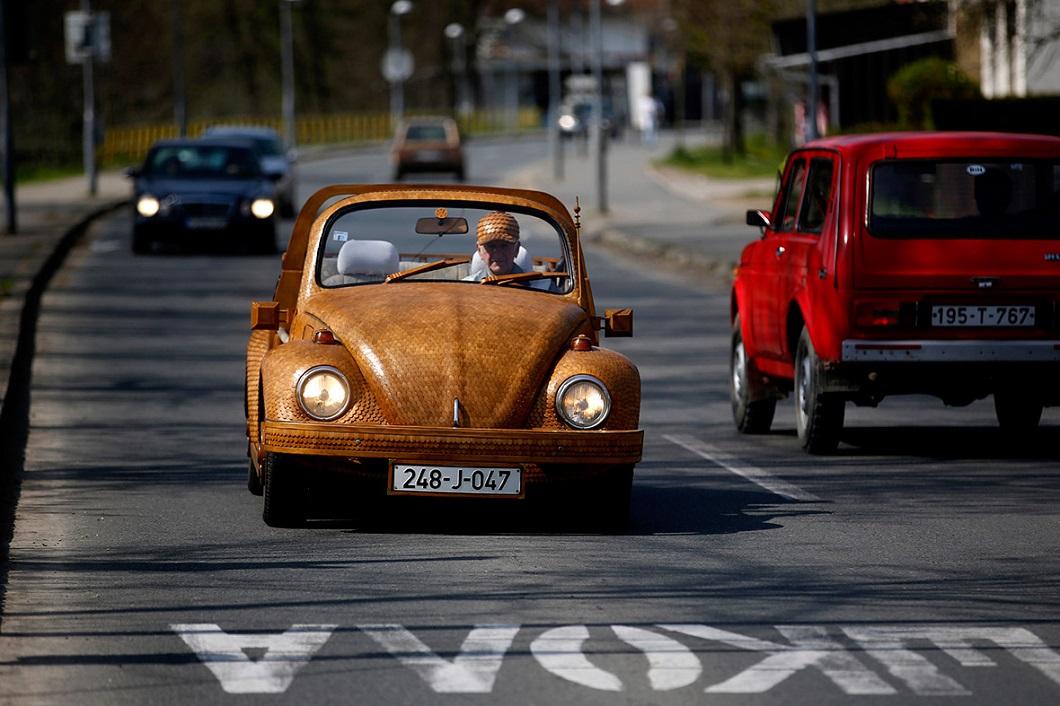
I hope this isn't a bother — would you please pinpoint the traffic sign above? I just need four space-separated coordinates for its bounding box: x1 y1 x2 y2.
64 11 110 64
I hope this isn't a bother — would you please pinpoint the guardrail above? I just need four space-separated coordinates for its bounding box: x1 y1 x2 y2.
100 109 542 166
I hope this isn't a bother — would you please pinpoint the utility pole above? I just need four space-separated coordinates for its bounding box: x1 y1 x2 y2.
590 0 607 213
81 0 97 196
172 0 186 137
0 0 16 233
806 0 819 141
548 0 563 181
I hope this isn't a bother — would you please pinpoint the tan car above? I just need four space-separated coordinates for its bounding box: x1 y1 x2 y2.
392 117 465 181
245 184 642 528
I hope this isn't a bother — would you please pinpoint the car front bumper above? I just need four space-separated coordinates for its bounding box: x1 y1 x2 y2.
262 421 643 465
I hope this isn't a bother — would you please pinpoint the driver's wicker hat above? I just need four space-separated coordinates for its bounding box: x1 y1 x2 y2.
477 211 520 245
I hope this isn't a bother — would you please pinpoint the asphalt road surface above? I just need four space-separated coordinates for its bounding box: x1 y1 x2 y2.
1 138 1059 705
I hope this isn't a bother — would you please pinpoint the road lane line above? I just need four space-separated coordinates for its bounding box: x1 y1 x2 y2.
663 434 821 502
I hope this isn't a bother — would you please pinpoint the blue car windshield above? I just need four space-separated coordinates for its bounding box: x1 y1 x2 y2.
144 146 261 179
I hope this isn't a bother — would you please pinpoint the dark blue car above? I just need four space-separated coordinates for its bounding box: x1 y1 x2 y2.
127 139 277 254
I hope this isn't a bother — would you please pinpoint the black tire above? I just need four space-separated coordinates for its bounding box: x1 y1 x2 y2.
455 166 466 182
731 315 776 433
262 453 306 527
794 327 844 454
994 392 1042 433
393 168 404 181
256 229 277 255
247 459 263 496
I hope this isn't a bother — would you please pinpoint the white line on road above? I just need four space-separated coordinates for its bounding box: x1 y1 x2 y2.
663 434 821 502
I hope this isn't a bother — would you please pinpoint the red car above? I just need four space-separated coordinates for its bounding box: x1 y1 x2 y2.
732 132 1060 453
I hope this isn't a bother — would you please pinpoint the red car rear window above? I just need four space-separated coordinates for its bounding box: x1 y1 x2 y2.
868 159 1060 239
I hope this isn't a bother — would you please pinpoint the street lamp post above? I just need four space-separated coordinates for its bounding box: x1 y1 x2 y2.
280 0 299 150
547 0 563 180
444 22 472 119
81 0 97 197
388 0 414 127
504 8 525 133
806 0 819 141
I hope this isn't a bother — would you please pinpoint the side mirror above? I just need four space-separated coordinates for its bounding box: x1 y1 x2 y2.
604 307 633 337
123 166 141 179
746 209 771 228
250 301 285 331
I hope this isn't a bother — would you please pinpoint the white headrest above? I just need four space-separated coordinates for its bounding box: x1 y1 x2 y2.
469 245 530 277
337 240 400 276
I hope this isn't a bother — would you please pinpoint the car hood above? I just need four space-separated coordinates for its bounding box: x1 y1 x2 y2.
137 177 267 198
304 283 588 428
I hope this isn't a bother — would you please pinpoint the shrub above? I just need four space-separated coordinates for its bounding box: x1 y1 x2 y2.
887 58 980 129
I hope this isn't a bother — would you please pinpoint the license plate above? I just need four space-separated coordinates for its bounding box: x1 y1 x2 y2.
415 150 442 161
931 305 1035 327
390 463 522 497
185 217 228 230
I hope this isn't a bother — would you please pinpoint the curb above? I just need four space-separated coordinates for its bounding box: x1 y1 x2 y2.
0 199 126 626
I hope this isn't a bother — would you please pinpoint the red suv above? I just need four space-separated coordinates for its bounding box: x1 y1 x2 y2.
732 132 1060 453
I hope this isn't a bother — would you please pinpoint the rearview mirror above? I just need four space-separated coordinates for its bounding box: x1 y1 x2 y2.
604 308 633 337
415 216 469 235
746 209 771 228
250 301 285 331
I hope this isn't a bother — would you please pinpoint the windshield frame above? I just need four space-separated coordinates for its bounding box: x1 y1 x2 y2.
312 198 575 294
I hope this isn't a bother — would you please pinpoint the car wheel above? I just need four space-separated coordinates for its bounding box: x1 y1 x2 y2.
993 392 1042 433
455 166 466 182
256 229 277 255
247 459 263 496
262 453 306 527
393 168 404 181
794 327 844 454
731 315 776 433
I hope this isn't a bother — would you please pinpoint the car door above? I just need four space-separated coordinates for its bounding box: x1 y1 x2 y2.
778 154 837 360
751 157 807 361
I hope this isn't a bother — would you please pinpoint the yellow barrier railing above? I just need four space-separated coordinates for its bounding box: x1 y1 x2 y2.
100 108 542 166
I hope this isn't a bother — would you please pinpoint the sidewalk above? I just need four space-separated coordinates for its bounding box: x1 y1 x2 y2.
0 173 129 414
508 130 775 286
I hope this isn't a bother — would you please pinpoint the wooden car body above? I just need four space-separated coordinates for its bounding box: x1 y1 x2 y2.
245 184 642 526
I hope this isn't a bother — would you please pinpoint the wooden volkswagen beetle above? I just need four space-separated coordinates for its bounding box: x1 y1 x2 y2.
245 184 642 527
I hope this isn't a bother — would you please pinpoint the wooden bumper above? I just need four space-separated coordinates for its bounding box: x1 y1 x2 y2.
262 422 643 464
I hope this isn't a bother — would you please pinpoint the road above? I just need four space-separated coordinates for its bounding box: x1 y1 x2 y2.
1 137 1059 705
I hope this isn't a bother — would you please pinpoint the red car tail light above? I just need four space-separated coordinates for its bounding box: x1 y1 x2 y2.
853 301 903 328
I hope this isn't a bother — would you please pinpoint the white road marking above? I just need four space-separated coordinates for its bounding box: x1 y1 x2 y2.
663 433 821 501
612 625 702 690
171 623 336 694
662 624 895 694
530 625 623 691
357 623 518 693
844 626 1060 690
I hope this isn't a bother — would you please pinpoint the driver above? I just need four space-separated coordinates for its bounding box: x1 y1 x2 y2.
464 210 524 280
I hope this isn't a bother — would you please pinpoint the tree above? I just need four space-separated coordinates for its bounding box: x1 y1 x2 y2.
677 0 785 161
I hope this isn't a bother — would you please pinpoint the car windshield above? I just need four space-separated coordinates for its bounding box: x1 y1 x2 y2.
869 159 1060 238
405 124 448 141
144 145 261 179
317 203 571 293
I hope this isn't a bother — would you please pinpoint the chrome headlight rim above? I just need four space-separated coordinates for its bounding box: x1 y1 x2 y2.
136 194 160 217
554 374 612 430
295 365 351 421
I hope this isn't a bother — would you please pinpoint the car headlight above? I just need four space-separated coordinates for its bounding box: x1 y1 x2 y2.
250 198 275 219
558 114 577 131
136 195 160 217
296 366 351 420
555 374 611 429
